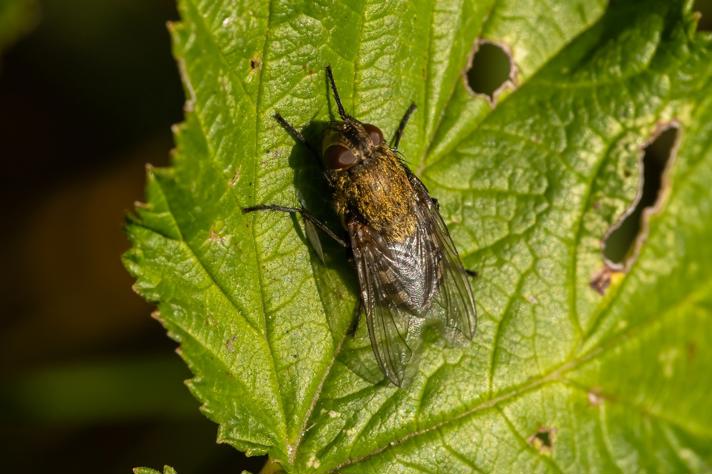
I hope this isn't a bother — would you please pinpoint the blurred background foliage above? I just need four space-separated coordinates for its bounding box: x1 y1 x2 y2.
0 0 262 472
0 1 710 473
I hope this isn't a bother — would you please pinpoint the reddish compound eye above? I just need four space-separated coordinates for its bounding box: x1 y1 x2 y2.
324 144 358 169
363 123 384 146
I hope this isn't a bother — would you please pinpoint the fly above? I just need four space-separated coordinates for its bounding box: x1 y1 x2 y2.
243 66 477 386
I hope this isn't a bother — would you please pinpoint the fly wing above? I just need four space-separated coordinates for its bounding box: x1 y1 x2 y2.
408 172 477 340
349 222 418 386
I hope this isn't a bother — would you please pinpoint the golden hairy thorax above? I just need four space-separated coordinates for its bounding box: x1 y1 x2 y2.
330 145 418 242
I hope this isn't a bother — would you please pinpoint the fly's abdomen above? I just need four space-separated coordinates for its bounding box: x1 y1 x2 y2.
376 231 441 314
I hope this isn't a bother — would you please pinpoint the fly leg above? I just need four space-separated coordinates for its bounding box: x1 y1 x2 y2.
273 113 321 161
347 299 363 336
242 204 348 248
391 102 417 152
245 115 338 258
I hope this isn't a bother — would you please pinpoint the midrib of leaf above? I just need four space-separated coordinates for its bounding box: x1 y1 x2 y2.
287 1 368 462
280 0 494 460
247 0 291 446
289 322 350 463
286 0 492 460
287 0 439 461
245 4 358 461
349 1 367 116
419 0 438 151
162 0 293 452
286 0 563 454
144 170 284 446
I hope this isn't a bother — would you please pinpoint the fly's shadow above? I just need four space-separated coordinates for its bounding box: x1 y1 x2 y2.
273 118 369 352
276 119 392 386
280 120 341 255
246 66 477 387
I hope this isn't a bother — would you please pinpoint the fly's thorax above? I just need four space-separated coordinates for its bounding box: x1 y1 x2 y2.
330 146 418 243
321 117 418 242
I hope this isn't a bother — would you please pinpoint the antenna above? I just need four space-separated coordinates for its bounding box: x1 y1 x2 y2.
326 66 347 119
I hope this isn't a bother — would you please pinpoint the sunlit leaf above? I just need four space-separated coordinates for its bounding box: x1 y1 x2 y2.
124 0 712 471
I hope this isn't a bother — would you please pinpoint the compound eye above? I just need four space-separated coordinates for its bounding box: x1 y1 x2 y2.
363 123 384 146
324 144 358 169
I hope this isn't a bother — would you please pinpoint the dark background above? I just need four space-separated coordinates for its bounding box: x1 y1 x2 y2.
0 1 710 473
0 1 262 472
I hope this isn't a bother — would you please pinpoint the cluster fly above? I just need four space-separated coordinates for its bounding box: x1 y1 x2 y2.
243 66 476 386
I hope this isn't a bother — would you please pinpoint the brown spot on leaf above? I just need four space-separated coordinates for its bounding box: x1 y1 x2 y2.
208 227 225 244
529 427 557 455
249 56 261 71
587 389 604 406
225 335 237 353
590 264 623 295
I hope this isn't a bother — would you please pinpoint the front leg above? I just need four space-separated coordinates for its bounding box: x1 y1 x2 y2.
390 103 417 152
242 204 348 249
273 113 321 162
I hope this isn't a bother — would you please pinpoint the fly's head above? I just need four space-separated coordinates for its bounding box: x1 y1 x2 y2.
321 66 389 174
321 118 385 171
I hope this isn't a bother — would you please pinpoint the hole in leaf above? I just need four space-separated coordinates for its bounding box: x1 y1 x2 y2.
602 124 679 268
465 40 513 102
249 56 261 71
694 0 712 31
528 427 556 455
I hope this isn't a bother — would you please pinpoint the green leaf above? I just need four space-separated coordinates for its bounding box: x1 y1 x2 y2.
0 357 197 423
123 0 712 472
133 466 177 474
